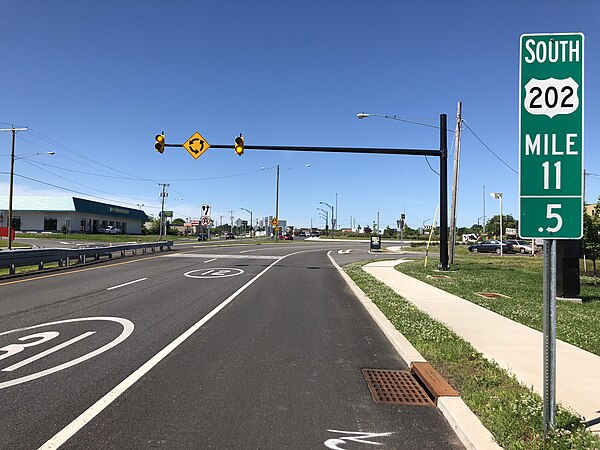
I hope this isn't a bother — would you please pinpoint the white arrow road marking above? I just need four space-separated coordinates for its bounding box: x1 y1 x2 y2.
325 430 393 449
106 278 147 291
337 249 352 254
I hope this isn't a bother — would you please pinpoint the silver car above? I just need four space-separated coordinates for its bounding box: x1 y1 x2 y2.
506 239 533 254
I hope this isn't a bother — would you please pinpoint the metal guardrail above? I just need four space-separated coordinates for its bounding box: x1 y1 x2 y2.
0 241 173 275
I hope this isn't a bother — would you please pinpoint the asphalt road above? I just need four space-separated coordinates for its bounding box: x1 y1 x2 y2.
0 241 462 449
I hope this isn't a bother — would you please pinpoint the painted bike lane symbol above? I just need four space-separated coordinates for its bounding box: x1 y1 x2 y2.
0 317 134 389
184 268 245 279
324 430 393 449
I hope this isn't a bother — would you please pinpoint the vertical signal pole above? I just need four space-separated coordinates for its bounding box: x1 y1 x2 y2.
449 101 463 264
439 114 449 271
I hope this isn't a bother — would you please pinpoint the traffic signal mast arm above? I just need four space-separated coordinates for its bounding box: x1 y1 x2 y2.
157 142 441 157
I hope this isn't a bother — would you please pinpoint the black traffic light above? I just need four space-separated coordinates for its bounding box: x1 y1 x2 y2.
155 133 165 153
234 134 244 156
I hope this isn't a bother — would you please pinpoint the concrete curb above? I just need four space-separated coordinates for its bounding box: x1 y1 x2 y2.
327 252 501 450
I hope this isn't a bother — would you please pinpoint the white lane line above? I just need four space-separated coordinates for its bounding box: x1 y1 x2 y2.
163 253 279 260
39 253 290 450
203 258 217 263
106 278 147 291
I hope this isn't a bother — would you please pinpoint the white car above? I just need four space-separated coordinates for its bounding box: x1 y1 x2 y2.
103 226 120 234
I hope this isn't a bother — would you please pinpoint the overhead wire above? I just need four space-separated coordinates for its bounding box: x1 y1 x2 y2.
0 171 161 210
462 121 518 175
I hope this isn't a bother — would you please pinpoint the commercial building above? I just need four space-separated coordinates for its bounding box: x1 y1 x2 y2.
0 197 148 234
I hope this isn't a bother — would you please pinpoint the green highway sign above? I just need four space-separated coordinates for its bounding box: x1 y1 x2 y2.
519 33 584 239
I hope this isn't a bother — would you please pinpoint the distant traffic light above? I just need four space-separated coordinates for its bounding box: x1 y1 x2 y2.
155 133 165 153
234 134 244 156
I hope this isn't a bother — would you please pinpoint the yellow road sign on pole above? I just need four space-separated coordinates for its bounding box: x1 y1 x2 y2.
271 218 279 227
183 132 211 159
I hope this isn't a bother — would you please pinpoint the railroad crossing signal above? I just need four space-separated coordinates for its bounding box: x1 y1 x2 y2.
519 33 584 239
155 133 165 153
234 134 244 156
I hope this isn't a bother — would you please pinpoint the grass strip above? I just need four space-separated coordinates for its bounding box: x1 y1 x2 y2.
396 250 600 356
344 261 600 450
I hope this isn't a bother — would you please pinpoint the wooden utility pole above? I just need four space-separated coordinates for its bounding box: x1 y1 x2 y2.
449 101 463 264
158 183 169 240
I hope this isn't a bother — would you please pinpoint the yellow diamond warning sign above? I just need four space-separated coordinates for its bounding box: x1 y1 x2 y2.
183 132 210 160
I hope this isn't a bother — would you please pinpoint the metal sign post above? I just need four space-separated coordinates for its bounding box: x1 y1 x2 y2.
519 32 584 437
542 239 557 435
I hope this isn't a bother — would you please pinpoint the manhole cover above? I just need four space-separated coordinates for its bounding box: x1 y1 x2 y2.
475 292 511 299
362 369 434 407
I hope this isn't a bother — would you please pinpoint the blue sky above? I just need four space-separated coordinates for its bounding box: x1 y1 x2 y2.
1 1 598 231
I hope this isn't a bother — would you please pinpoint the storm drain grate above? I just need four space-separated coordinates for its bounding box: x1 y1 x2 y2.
362 369 434 407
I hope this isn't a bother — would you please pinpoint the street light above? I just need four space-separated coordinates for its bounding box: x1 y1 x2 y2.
262 164 310 240
357 112 441 130
319 201 334 239
490 192 503 256
241 207 253 238
317 208 329 235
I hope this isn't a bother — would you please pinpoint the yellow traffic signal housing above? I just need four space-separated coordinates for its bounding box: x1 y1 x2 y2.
234 134 244 156
155 133 165 153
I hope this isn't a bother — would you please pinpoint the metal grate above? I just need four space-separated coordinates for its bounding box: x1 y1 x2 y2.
362 369 434 407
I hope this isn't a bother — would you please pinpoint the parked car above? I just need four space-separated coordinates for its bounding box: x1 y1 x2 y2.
225 232 235 239
102 226 120 235
283 234 293 240
197 233 208 241
505 239 533 254
468 240 513 254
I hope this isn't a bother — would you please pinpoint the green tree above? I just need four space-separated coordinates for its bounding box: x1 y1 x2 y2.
172 218 185 226
485 214 518 238
383 226 394 238
583 197 600 281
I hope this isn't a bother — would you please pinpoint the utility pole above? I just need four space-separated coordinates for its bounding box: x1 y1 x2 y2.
158 183 169 240
1 126 28 250
482 184 486 235
229 210 235 232
449 101 463 264
275 164 280 240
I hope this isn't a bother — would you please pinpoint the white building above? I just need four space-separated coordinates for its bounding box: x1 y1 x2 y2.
0 197 148 235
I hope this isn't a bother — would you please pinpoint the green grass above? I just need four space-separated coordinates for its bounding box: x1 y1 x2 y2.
344 262 600 450
397 250 600 356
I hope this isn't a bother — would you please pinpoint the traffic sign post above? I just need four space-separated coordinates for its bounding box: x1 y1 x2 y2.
519 32 584 437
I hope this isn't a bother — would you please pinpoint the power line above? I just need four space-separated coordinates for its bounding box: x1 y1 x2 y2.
462 121 518 174
27 128 150 181
0 171 160 210
22 159 130 198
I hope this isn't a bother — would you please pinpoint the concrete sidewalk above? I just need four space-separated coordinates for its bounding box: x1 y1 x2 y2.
363 259 600 433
